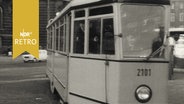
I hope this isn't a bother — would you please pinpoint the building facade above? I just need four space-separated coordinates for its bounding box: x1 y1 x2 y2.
0 0 12 54
0 0 67 54
170 0 184 28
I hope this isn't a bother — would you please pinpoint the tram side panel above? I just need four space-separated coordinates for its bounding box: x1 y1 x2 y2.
107 62 168 104
68 58 107 104
53 53 68 102
46 50 54 82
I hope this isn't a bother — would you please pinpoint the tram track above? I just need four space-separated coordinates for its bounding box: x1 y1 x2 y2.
0 77 49 84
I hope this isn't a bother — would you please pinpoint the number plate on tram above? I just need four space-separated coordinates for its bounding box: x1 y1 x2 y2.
137 69 151 76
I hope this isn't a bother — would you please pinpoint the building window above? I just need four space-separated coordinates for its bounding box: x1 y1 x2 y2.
179 13 184 22
179 25 184 28
171 3 175 9
180 3 184 9
170 13 175 22
0 6 3 29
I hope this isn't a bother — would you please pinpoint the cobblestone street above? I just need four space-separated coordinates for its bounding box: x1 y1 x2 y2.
169 71 184 104
0 56 60 104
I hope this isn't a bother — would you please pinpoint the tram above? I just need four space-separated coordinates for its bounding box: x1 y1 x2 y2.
46 0 171 104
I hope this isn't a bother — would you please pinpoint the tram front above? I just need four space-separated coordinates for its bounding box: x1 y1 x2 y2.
112 1 170 104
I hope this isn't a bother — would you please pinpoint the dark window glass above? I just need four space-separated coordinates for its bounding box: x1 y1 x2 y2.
88 18 115 55
47 29 51 49
102 18 115 54
75 10 85 18
50 32 52 49
89 19 101 54
0 7 3 29
68 14 72 53
60 17 64 24
60 26 64 51
56 28 59 50
89 6 113 16
63 24 66 52
73 20 85 54
59 17 65 52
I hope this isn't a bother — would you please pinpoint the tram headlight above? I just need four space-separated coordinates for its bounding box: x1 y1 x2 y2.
135 85 152 103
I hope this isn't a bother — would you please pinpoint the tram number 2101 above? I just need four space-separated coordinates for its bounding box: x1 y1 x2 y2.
137 69 151 76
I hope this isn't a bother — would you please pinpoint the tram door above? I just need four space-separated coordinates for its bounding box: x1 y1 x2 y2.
69 17 115 104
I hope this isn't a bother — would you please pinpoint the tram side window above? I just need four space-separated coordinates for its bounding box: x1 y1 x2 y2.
48 28 53 49
47 28 52 49
75 10 85 18
89 6 113 16
0 7 3 29
56 27 59 51
88 18 115 54
64 23 66 52
73 20 85 54
60 25 64 51
102 18 115 54
59 17 66 52
89 19 101 54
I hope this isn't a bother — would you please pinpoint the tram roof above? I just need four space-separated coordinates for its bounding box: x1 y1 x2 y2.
47 0 170 27
69 0 170 7
115 0 170 4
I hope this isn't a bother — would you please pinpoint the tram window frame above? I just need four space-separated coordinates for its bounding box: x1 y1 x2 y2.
75 10 85 18
51 26 54 50
47 27 52 50
120 4 165 58
0 7 3 29
73 20 85 54
59 16 66 52
89 6 113 16
88 19 101 54
67 13 72 53
47 28 49 49
55 21 60 51
72 5 115 55
102 18 115 54
64 20 67 52
88 17 115 55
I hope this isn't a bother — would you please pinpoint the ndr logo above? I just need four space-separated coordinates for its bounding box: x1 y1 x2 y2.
20 29 32 38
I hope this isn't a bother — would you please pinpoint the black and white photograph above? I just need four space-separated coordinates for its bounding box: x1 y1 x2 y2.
0 0 184 104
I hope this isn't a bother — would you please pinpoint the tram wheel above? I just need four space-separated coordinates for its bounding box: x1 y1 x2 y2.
59 99 68 104
59 100 64 104
50 81 55 94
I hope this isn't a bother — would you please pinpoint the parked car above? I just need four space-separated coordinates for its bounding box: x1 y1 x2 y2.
22 50 47 63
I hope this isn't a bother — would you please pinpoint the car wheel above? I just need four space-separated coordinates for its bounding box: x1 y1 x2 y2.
33 58 37 62
24 61 28 63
